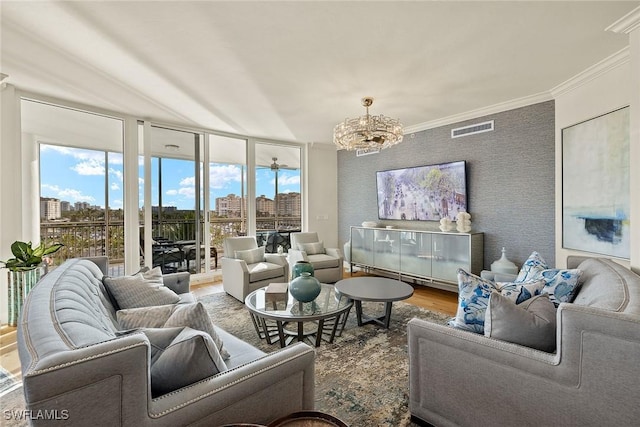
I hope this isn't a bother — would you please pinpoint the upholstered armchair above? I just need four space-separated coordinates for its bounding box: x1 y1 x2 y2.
289 232 343 284
222 236 289 302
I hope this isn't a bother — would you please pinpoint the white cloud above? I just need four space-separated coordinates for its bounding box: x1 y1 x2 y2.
166 189 178 196
109 168 123 182
41 184 96 202
278 173 300 186
72 160 105 176
110 183 120 191
210 164 242 189
41 144 105 162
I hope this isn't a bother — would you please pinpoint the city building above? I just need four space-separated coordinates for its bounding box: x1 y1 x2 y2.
40 197 61 220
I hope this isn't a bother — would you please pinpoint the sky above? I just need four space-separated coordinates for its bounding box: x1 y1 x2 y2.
39 144 301 211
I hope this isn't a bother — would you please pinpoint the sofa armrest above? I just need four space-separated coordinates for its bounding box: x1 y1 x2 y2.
149 342 316 425
408 305 640 426
221 257 251 301
21 333 152 426
163 271 191 294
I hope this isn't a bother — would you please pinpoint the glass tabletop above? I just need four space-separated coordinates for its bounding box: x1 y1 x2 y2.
245 283 352 321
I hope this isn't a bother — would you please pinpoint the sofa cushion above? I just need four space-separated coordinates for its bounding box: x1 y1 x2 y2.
117 302 230 360
515 251 549 282
247 261 286 282
307 253 341 270
451 269 542 334
235 246 265 264
298 241 325 255
146 327 227 397
485 293 557 352
103 267 180 309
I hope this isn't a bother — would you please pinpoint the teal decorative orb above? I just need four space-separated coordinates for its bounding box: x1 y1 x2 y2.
289 272 321 303
292 260 314 280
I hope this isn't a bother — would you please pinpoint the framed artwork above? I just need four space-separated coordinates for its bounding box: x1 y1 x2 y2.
562 106 630 259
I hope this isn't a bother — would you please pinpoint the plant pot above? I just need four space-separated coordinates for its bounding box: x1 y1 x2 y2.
7 265 46 326
291 260 314 280
289 272 321 303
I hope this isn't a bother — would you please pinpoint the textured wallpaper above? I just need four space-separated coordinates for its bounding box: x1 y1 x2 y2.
337 100 555 271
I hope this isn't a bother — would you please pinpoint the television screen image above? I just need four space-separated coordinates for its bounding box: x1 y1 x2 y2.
376 161 467 222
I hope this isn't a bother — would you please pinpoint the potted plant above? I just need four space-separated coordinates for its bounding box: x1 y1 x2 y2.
1 240 63 326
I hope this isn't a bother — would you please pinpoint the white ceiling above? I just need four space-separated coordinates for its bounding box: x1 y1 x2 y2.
2 1 638 145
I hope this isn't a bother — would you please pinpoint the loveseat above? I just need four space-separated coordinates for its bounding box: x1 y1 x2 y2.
17 257 315 426
408 256 640 426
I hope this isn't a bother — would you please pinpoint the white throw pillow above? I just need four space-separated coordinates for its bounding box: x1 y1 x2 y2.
234 246 265 264
298 241 325 255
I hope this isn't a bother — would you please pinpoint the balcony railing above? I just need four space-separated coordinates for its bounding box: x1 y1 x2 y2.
40 216 301 270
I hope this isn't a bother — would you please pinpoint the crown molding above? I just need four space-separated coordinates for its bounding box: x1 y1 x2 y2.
550 47 630 98
403 91 552 135
606 6 640 34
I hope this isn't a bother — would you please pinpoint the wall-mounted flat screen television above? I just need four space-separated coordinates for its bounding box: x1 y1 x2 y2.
376 160 467 221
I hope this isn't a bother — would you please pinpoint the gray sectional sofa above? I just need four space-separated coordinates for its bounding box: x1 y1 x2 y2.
17 257 315 426
408 256 640 427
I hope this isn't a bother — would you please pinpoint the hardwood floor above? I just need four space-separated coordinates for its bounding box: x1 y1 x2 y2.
0 272 458 381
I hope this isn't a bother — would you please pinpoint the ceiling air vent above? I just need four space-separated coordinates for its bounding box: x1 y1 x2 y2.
451 120 494 139
356 148 380 157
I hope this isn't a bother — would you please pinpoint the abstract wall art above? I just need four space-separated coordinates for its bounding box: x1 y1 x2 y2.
562 106 630 259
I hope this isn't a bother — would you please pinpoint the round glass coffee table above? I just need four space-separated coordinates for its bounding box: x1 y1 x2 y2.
245 283 353 348
335 277 414 328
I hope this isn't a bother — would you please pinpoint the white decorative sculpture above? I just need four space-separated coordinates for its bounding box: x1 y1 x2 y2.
456 211 472 233
439 217 453 232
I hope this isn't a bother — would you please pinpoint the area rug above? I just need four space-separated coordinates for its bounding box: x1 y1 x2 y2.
0 293 450 427
200 292 450 427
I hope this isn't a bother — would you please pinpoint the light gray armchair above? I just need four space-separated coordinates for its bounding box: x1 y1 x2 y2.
222 236 289 302
289 232 343 283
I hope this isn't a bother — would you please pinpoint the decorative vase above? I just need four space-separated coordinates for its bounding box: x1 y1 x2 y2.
289 272 321 303
7 264 47 326
491 247 518 275
291 260 314 280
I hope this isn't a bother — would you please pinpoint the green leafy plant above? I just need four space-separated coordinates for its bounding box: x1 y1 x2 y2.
1 241 64 271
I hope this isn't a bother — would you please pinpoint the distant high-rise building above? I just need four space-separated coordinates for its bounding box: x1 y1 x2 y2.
60 200 72 212
275 192 301 216
256 195 274 216
40 197 61 220
215 194 246 217
74 201 90 211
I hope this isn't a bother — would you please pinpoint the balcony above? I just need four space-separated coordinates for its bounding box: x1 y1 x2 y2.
40 216 301 275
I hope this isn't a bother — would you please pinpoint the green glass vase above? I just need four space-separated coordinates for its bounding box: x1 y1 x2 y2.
291 260 314 280
289 272 321 303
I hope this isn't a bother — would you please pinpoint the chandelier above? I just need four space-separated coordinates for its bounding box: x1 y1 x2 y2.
333 97 404 151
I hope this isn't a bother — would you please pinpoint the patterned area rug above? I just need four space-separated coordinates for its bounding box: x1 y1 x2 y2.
0 292 450 427
201 292 450 427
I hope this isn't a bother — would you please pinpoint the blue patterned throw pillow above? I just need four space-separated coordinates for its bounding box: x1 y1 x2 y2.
497 280 545 304
451 270 545 334
515 251 549 283
537 269 582 306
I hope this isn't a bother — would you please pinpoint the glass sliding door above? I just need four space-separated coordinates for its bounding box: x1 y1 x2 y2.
208 134 247 266
254 143 301 253
139 125 205 273
24 99 125 273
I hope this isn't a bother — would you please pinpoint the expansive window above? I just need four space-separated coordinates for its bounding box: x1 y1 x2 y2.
25 100 125 272
24 98 304 276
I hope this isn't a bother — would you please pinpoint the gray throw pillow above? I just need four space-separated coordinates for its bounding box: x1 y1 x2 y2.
164 302 230 360
103 267 180 309
117 302 230 360
147 327 227 397
117 304 176 329
484 293 557 352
